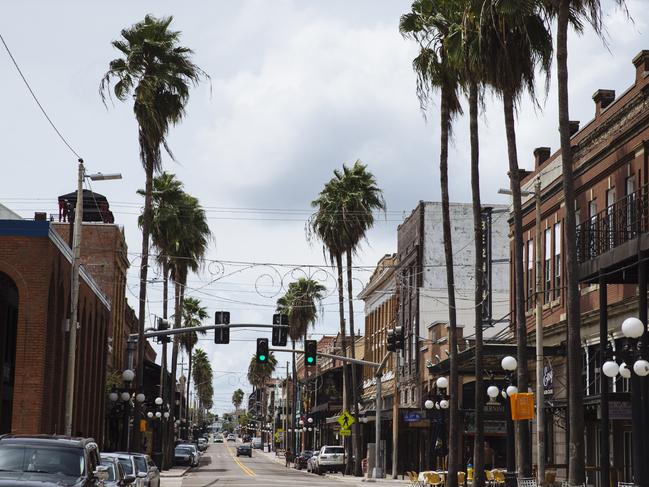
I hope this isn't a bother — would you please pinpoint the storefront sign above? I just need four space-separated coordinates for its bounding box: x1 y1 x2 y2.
403 411 423 422
543 365 554 396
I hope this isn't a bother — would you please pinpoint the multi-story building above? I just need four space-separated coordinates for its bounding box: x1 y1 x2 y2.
507 50 649 487
0 214 111 438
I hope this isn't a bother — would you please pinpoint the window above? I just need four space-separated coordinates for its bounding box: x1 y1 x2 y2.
554 222 561 300
527 240 534 310
544 228 551 303
606 188 616 248
626 175 637 236
589 199 598 223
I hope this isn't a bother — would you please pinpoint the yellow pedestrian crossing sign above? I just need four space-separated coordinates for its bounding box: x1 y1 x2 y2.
337 410 355 429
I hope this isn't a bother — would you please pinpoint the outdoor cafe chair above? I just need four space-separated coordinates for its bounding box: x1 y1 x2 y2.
458 471 466 486
485 469 496 487
424 472 444 487
518 477 538 487
493 470 506 487
407 471 423 487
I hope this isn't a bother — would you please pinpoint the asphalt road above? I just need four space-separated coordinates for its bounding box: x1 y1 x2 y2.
161 442 358 487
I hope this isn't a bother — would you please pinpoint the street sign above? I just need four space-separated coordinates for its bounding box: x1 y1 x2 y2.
339 428 351 436
337 411 355 429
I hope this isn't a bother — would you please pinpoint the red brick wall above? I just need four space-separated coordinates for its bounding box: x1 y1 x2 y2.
0 230 109 441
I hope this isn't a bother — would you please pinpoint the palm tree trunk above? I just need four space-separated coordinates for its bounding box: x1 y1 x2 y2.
441 82 459 487
134 158 154 452
186 347 193 425
346 250 362 476
292 339 298 453
503 88 531 478
335 252 351 474
469 81 485 487
170 280 181 439
161 261 170 469
557 2 584 484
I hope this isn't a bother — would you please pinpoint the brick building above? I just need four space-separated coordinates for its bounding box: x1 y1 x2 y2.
510 50 649 486
0 217 110 438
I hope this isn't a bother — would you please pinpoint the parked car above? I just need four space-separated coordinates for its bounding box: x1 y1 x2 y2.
314 445 345 474
236 443 252 458
214 435 224 443
128 453 159 487
176 444 200 466
306 451 320 473
102 453 146 487
242 435 251 443
197 438 208 452
294 450 313 470
0 435 109 486
227 434 236 442
251 437 262 449
174 446 198 467
101 454 136 487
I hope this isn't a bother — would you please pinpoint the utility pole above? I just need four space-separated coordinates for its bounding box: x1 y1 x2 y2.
64 159 84 436
392 352 399 479
534 177 545 486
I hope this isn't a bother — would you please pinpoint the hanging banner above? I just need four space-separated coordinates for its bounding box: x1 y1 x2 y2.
510 393 534 420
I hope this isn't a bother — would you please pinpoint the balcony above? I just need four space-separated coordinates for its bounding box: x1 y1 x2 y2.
576 186 649 283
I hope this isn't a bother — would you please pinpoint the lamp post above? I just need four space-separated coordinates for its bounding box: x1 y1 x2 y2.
500 356 518 487
65 160 121 437
426 376 449 470
601 317 649 487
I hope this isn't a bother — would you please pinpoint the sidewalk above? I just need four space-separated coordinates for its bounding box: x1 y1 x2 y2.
160 466 191 478
255 448 409 485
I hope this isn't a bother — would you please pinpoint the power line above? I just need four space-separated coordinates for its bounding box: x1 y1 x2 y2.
0 32 81 159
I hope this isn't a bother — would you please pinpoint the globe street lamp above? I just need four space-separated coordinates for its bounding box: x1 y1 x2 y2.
500 356 517 487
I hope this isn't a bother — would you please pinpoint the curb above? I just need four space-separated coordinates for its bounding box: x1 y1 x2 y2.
160 466 191 478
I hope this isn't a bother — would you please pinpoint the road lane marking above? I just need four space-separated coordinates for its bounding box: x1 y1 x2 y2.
225 444 256 477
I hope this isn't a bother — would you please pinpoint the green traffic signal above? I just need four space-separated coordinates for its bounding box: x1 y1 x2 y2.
305 340 317 367
256 338 269 364
307 356 314 364
259 354 267 362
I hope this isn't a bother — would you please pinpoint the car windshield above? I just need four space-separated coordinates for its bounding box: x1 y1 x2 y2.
117 457 133 475
134 456 147 473
0 445 84 477
100 460 117 481
323 447 345 454
175 448 191 455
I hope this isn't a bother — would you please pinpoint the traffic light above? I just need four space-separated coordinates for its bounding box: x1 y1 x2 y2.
156 317 170 343
215 311 230 344
256 338 269 363
272 313 289 346
387 326 404 352
304 340 317 367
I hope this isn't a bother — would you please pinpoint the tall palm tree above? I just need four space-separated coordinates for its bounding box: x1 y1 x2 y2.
232 388 245 412
401 2 463 484
138 171 184 467
247 352 278 431
192 348 213 420
168 194 211 434
477 2 552 476
101 15 207 451
329 160 385 476
544 1 627 483
276 278 326 455
179 297 208 422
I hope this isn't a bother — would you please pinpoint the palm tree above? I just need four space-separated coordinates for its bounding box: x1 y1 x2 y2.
543 1 627 483
247 352 278 430
101 15 207 450
168 193 211 434
330 160 386 476
192 348 213 421
232 388 245 412
179 297 208 422
137 171 184 467
400 2 463 484
276 278 326 455
477 2 552 476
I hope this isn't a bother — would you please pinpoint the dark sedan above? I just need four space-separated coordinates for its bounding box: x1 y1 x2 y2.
236 444 252 458
294 450 313 470
174 446 196 467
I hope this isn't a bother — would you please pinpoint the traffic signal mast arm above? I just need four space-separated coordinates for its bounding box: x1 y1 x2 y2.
129 323 288 340
268 347 387 369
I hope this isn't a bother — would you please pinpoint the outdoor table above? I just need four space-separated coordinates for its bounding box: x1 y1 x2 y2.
418 470 449 484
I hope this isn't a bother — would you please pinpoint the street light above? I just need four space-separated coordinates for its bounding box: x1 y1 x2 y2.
500 356 518 487
64 160 122 436
135 393 146 403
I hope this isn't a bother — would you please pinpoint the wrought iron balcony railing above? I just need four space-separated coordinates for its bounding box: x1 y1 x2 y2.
576 185 649 264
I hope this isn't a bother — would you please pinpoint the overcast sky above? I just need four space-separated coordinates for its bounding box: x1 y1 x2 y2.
1 0 645 414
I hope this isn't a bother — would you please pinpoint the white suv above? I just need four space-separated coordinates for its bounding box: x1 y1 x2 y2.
314 445 345 474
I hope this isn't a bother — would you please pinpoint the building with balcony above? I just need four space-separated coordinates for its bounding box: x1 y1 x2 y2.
508 50 649 487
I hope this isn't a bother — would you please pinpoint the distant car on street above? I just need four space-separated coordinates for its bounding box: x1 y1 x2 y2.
251 437 262 449
236 444 252 458
174 446 198 468
294 450 313 470
227 434 236 442
197 438 208 452
313 445 345 474
176 444 200 467
214 434 224 443
306 451 320 473
100 454 136 487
